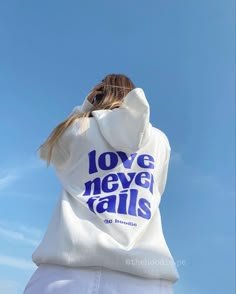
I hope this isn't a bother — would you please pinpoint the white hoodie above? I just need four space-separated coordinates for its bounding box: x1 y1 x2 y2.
32 88 180 283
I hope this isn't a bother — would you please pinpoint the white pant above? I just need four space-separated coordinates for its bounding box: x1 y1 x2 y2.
23 264 174 294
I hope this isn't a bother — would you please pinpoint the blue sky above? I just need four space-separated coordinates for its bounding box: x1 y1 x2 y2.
0 0 235 293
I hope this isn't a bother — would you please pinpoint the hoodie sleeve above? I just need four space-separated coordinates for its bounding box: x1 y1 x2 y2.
69 94 93 116
92 88 152 153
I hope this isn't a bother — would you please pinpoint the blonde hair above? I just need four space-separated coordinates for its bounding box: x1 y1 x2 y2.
38 74 135 166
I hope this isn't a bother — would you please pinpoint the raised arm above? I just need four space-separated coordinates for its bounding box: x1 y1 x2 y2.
92 88 152 153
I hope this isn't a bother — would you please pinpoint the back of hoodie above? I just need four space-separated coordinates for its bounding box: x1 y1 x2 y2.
32 88 180 283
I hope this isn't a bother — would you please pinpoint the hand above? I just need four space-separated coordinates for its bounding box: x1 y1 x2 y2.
87 82 104 104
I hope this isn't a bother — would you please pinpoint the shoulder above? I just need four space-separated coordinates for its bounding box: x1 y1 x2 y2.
151 126 171 149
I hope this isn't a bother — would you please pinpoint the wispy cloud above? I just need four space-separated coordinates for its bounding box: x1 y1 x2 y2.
0 219 42 246
169 150 232 197
0 191 46 202
0 279 20 294
17 224 42 239
170 150 184 166
0 255 36 270
0 155 44 191
0 227 39 246
0 172 19 190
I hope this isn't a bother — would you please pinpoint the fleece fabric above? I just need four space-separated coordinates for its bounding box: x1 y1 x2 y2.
32 88 180 283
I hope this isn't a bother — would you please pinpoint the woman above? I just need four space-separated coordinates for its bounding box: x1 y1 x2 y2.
23 74 180 294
